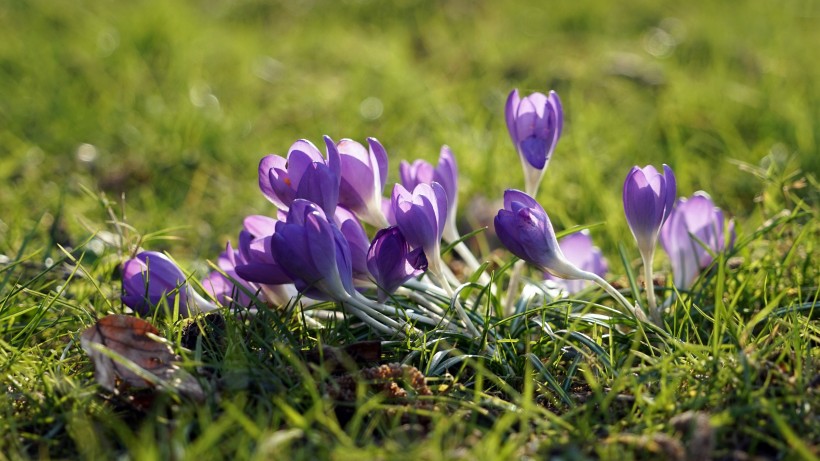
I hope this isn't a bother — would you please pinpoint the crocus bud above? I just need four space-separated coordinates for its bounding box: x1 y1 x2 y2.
367 227 428 301
391 182 448 265
505 89 563 195
545 231 608 294
399 146 460 242
337 138 390 227
494 190 589 280
623 164 676 257
660 192 736 289
270 199 356 301
122 251 216 317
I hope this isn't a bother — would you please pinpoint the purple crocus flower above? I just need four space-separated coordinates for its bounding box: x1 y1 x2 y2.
399 146 460 242
545 231 609 294
495 190 647 321
660 192 736 289
623 164 676 256
623 164 676 323
234 215 292 286
270 199 356 301
505 89 563 195
203 241 258 307
258 136 341 216
334 206 371 279
391 182 447 269
367 226 428 301
493 190 588 279
122 251 216 317
337 138 390 227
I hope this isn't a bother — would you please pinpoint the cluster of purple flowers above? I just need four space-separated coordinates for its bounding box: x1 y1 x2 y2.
121 136 468 335
121 88 736 331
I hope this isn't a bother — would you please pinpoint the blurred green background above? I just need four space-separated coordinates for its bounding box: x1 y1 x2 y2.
1 0 817 262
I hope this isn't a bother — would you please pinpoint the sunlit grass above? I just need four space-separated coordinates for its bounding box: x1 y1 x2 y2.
1 0 818 459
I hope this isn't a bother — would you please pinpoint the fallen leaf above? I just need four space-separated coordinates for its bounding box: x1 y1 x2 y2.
81 314 204 402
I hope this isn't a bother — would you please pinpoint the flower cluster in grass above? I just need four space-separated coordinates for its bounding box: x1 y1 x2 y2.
121 88 736 334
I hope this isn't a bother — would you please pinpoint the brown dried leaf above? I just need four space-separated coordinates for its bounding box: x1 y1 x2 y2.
80 314 204 401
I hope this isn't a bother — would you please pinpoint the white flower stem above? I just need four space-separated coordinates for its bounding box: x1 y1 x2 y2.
429 263 481 338
343 294 409 336
356 294 451 330
394 287 448 317
403 278 449 298
584 272 648 323
641 248 662 326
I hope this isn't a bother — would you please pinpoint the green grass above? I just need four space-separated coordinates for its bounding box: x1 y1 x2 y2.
1 0 818 459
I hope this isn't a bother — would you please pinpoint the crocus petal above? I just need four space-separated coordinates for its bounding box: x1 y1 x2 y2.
335 206 371 277
295 162 339 216
258 155 288 208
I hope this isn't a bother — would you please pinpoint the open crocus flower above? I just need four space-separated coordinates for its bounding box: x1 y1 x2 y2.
399 146 460 243
623 164 676 323
337 138 390 227
660 192 736 290
122 251 217 317
258 136 341 216
367 226 428 301
545 230 608 294
505 89 563 195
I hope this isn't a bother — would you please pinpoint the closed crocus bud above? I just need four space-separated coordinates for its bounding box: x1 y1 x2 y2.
496 190 647 322
367 227 428 301
122 251 216 317
623 164 676 257
505 89 563 195
270 199 356 301
338 138 390 227
545 231 608 294
399 146 460 243
660 192 736 290
391 182 448 268
258 136 341 216
494 190 587 279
